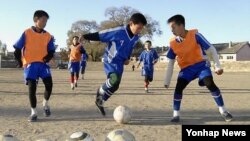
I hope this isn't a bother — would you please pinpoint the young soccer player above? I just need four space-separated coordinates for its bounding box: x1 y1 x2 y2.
13 10 55 122
68 36 86 89
132 64 135 71
80 52 88 79
164 14 233 122
137 40 159 93
81 13 147 116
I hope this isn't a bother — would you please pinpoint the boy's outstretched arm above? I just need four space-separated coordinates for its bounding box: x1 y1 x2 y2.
195 32 223 75
164 59 175 88
81 32 100 41
206 46 223 75
13 32 25 68
14 49 22 68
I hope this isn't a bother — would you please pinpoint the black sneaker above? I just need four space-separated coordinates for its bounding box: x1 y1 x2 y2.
44 107 51 117
28 114 38 122
95 100 106 116
171 116 180 123
75 82 78 88
95 89 106 116
221 111 233 122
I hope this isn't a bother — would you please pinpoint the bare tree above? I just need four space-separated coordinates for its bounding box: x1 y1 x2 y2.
66 6 162 61
102 6 162 39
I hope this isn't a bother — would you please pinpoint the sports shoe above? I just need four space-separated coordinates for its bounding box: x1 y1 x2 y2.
28 114 38 122
74 82 78 88
43 106 51 117
221 111 233 122
95 89 106 116
171 116 180 123
71 83 74 90
145 87 149 93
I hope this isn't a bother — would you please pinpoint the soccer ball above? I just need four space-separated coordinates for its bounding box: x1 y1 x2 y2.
0 135 19 141
113 105 132 124
66 131 94 141
105 129 136 141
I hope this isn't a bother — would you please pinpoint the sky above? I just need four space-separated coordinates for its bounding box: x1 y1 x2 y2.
0 0 250 51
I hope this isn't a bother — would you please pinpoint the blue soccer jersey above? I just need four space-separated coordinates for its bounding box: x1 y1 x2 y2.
139 49 159 77
99 26 140 76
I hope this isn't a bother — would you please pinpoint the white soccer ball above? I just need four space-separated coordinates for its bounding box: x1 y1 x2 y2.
0 135 19 141
113 105 132 124
105 129 136 141
66 131 94 141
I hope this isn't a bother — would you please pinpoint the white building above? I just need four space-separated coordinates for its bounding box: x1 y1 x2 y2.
214 41 250 61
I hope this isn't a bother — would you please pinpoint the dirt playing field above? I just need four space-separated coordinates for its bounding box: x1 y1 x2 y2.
0 62 250 141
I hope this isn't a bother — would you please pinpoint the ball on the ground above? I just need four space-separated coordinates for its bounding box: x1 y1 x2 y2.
105 129 136 141
0 134 19 141
66 131 94 141
113 105 132 124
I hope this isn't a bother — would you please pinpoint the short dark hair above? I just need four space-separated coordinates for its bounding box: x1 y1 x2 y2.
130 13 147 25
34 10 49 19
145 40 152 45
167 14 185 26
72 36 79 40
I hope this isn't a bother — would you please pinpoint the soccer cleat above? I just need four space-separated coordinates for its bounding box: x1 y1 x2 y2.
95 89 106 116
221 111 233 122
28 114 38 122
170 116 180 123
43 106 51 117
95 100 106 116
74 82 78 88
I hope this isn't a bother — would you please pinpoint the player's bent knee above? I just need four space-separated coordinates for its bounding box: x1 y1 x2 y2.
203 76 218 90
109 73 121 86
43 77 53 87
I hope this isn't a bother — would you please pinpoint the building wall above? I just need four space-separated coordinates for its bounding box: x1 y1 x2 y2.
236 44 250 61
219 54 237 61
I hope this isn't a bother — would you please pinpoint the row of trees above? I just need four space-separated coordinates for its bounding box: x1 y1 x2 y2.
61 6 162 62
0 40 7 56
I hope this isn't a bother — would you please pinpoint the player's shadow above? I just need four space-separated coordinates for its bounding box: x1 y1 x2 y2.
1 106 250 125
129 110 250 126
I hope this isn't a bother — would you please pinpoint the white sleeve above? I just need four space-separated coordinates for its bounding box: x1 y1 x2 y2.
207 46 221 70
164 59 175 86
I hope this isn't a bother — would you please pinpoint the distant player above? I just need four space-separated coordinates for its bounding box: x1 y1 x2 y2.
13 10 55 122
68 36 86 90
80 52 88 79
137 40 159 93
81 13 147 116
132 64 135 71
164 14 233 122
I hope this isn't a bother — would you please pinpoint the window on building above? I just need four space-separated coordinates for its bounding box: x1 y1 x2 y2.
227 56 234 60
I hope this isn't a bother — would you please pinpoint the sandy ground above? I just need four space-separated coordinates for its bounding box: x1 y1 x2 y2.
0 63 250 141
